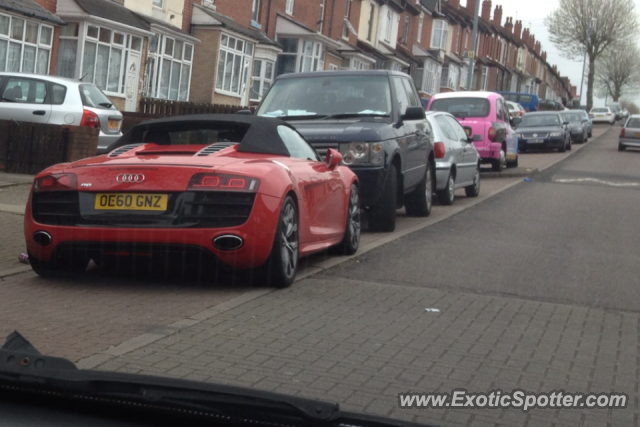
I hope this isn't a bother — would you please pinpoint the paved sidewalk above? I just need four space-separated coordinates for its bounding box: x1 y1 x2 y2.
89 276 639 427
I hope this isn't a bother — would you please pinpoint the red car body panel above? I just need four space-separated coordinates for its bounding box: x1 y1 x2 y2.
25 143 357 270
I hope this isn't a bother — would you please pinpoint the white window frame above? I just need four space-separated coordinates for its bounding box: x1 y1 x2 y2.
276 38 324 76
366 2 375 41
318 0 325 33
460 64 469 90
440 64 459 90
421 58 441 95
328 63 339 70
401 14 409 44
0 13 53 75
251 0 260 23
350 58 370 70
342 0 351 39
431 20 448 50
250 57 274 102
153 0 164 9
481 66 489 90
384 9 393 42
145 32 194 101
417 13 423 43
215 33 254 98
81 24 139 97
285 0 294 15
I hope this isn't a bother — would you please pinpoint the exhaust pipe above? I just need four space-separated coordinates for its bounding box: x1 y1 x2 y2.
213 235 243 251
33 231 52 246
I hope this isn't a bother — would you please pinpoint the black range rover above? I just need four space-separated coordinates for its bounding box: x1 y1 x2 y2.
255 70 435 232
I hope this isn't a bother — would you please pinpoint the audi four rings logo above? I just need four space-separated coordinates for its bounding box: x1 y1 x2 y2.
116 173 145 183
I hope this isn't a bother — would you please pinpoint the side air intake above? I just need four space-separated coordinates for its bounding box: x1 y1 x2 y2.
196 142 238 156
108 143 144 157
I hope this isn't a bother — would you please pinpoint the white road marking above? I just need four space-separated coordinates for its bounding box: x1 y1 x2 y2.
553 177 640 187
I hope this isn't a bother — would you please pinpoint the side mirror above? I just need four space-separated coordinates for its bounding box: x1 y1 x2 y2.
510 117 522 126
402 106 426 121
325 148 342 169
563 121 569 126
236 109 252 115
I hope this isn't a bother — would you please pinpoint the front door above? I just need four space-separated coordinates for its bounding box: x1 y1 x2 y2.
124 51 141 112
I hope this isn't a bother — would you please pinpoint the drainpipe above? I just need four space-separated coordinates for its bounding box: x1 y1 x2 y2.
265 0 273 36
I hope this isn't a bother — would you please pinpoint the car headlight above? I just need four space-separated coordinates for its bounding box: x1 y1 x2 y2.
340 142 384 165
550 132 563 137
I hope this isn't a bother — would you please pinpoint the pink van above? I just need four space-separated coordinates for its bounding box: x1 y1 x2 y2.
427 91 521 171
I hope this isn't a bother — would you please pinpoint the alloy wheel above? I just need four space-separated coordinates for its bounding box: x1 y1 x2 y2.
280 203 298 278
347 188 361 249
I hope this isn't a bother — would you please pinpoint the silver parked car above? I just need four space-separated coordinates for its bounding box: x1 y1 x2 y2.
0 73 123 152
618 115 640 151
425 111 481 205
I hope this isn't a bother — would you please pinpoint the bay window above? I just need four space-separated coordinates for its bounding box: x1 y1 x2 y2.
460 64 469 89
0 13 52 75
441 66 459 90
481 66 489 90
80 24 143 96
276 38 324 76
419 59 441 95
431 20 448 50
250 58 274 102
215 33 254 98
145 33 194 101
384 9 393 42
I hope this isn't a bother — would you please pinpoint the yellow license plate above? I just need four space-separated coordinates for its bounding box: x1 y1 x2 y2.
94 193 168 211
635 133 640 137
108 120 120 131
596 115 603 117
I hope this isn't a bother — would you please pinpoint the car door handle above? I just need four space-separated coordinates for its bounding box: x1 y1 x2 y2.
32 110 46 116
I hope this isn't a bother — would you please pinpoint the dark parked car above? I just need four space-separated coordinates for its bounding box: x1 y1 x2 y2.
560 111 589 143
256 70 435 232
515 112 571 152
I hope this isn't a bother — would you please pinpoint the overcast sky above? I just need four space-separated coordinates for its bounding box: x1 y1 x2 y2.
491 0 640 107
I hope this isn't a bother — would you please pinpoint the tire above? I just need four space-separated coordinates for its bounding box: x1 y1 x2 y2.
588 130 592 138
618 143 626 151
261 196 299 288
333 184 361 255
559 138 567 153
491 149 505 172
465 166 481 198
368 164 398 232
404 161 433 218
567 137 572 151
437 173 455 206
28 251 89 278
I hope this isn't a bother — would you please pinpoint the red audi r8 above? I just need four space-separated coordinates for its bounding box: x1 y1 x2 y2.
24 115 361 288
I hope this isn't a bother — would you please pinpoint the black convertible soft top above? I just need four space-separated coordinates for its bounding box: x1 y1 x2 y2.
107 114 295 157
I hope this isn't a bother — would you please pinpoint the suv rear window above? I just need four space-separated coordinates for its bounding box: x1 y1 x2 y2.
79 84 116 109
429 97 490 118
591 108 608 113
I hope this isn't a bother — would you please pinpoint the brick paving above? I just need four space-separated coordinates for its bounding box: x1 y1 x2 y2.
95 276 639 427
0 212 28 272
0 183 30 206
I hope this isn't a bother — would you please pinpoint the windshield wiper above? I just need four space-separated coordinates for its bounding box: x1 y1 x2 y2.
265 114 328 120
324 113 390 120
98 102 113 108
0 332 431 427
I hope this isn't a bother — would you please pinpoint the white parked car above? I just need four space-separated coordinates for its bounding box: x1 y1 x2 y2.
589 106 616 125
0 73 123 152
506 100 526 118
425 111 481 205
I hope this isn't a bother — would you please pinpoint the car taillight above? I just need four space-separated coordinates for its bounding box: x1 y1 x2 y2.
187 173 260 192
434 142 446 159
606 113 612 116
488 127 496 142
620 128 626 138
33 173 77 192
519 111 523 116
80 109 101 128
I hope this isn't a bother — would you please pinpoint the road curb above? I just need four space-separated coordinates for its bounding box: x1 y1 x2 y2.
0 266 32 279
480 167 538 178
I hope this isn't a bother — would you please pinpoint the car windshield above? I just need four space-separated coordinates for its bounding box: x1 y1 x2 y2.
429 97 491 118
520 114 561 127
256 75 392 117
79 84 116 109
561 113 583 122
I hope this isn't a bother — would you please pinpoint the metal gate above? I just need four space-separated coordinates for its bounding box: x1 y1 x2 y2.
5 121 69 175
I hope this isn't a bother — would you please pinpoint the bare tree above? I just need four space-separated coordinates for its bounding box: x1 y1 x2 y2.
594 42 640 102
619 99 640 115
546 0 638 111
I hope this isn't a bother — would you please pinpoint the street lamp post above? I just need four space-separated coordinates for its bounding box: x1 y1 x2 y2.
579 17 597 106
466 0 481 90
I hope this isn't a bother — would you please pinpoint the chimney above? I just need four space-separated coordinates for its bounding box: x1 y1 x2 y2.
466 0 477 14
541 51 547 62
493 5 502 26
553 65 558 73
522 28 529 44
481 0 492 21
450 0 461 9
534 41 541 55
514 20 522 39
504 17 513 34
529 34 536 49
